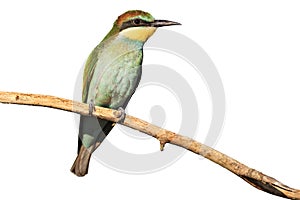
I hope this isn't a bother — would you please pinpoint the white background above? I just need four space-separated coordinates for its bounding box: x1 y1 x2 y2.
0 0 300 199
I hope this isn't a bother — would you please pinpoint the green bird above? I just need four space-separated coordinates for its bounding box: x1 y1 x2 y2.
71 10 180 176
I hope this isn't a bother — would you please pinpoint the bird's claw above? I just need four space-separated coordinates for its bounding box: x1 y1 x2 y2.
88 100 96 116
114 107 126 123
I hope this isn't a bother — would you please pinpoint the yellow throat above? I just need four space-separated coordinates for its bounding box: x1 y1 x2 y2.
120 27 157 42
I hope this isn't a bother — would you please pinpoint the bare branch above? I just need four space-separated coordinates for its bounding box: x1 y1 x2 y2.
0 91 299 199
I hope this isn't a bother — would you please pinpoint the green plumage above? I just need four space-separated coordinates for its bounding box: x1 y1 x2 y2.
79 35 144 149
84 36 143 108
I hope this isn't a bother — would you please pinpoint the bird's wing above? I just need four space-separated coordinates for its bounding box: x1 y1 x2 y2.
82 46 100 103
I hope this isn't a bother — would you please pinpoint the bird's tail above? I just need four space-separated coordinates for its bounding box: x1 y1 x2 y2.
70 115 115 176
70 145 94 177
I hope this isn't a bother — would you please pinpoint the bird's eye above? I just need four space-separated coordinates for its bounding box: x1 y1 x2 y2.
133 19 141 25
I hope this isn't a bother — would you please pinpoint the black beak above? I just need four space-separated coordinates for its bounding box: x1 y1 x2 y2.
150 20 181 27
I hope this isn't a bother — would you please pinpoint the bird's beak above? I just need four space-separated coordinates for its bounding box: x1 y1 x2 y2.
150 20 181 27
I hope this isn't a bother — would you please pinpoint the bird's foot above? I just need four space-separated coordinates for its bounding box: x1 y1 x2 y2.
88 100 96 116
114 107 126 123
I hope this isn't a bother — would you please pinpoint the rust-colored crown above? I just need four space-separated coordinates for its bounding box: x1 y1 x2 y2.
115 10 154 27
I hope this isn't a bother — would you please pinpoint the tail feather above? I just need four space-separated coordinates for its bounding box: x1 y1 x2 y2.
70 145 93 177
71 115 115 176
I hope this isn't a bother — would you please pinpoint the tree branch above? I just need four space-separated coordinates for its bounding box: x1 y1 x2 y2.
0 91 299 199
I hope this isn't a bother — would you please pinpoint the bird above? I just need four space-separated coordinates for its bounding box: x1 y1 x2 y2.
71 10 180 176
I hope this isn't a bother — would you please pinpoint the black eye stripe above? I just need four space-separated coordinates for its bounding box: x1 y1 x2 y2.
120 19 151 31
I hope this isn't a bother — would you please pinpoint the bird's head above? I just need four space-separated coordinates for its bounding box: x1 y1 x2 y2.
103 10 180 42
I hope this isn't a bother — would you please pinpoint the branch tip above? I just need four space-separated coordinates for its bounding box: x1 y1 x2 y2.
160 140 166 151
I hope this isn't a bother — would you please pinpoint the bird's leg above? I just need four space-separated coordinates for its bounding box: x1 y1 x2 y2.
114 107 126 123
88 100 96 116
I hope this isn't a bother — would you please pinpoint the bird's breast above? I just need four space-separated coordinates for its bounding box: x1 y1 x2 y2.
87 46 143 108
